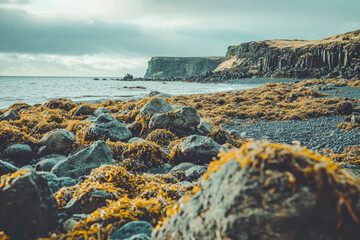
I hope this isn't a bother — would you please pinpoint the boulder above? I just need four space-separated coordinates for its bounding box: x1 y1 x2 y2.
140 98 172 115
110 221 153 240
73 105 93 116
123 73 134 81
170 135 220 165
93 107 111 117
38 129 75 155
38 172 77 193
172 106 200 136
184 165 208 182
128 137 146 143
0 109 20 121
154 141 360 240
89 114 132 142
336 101 354 115
0 170 58 239
0 160 18 176
62 214 89 233
198 121 213 135
35 154 67 172
4 144 32 166
168 162 196 174
148 91 161 97
148 113 171 130
52 141 112 179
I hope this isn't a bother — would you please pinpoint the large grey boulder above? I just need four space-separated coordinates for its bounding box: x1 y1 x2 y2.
110 221 153 240
172 106 200 136
140 98 172 115
35 154 67 172
51 141 112 179
0 170 58 239
89 114 132 142
0 160 18 176
148 113 171 130
4 144 32 166
170 135 220 165
0 109 20 121
155 143 360 240
39 129 75 155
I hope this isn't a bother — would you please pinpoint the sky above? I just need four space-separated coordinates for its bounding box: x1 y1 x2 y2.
0 0 359 77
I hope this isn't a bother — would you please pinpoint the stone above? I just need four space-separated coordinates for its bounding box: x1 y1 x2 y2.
336 101 354 115
149 163 174 174
154 142 360 240
89 114 132 142
93 107 111 117
123 73 134 81
4 144 32 166
148 113 171 130
140 98 172 115
198 121 213 135
35 154 67 172
148 91 161 97
63 214 89 232
172 106 200 136
184 165 208 182
351 114 360 124
109 221 153 240
0 109 20 121
73 105 93 116
170 135 221 165
52 141 113 179
0 170 58 239
168 162 196 174
39 129 75 155
0 160 18 176
128 137 146 143
38 172 77 193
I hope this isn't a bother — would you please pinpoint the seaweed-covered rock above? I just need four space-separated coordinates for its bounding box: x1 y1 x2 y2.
170 135 220 165
52 141 112 179
0 170 58 239
73 105 93 116
140 98 172 115
4 144 32 166
89 114 132 142
110 221 153 240
0 160 18 176
35 154 67 172
0 109 20 121
155 141 360 240
172 106 200 136
93 107 111 117
39 129 75 155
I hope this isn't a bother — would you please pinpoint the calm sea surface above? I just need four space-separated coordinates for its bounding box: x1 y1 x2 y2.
0 76 293 109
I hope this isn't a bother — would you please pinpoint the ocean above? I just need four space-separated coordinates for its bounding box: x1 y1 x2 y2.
0 76 293 109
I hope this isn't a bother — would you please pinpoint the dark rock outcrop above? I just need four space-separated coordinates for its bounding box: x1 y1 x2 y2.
144 57 225 78
0 170 58 239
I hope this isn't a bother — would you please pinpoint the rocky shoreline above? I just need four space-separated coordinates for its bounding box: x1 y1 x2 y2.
1 78 360 239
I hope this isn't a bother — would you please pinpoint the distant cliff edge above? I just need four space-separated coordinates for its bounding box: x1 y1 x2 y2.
144 57 225 78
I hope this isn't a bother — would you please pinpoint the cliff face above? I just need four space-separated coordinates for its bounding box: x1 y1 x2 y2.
215 30 360 79
144 57 225 78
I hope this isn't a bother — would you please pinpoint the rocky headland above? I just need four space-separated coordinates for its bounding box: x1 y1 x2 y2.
1 78 360 239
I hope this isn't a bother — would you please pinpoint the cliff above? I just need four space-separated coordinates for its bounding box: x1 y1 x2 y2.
214 30 360 79
144 57 225 78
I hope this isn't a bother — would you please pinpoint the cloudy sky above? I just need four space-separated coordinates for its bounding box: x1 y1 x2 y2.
0 0 359 77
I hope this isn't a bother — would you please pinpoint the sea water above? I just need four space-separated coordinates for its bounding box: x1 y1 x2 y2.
0 76 292 109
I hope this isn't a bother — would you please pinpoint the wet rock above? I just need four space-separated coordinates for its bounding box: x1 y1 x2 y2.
140 98 172 115
149 163 174 174
0 109 20 121
155 142 360 240
89 114 132 142
39 129 75 155
93 107 111 117
52 141 112 179
172 106 200 136
63 214 89 233
336 101 354 115
148 91 161 97
0 160 18 176
198 121 213 135
35 154 67 172
168 162 196 174
128 137 146 143
73 105 93 116
184 165 208 182
38 172 77 193
110 221 153 240
0 170 58 240
4 144 32 166
351 114 360 124
149 113 171 130
65 190 115 215
170 135 221 165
